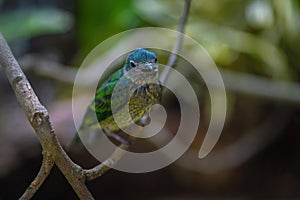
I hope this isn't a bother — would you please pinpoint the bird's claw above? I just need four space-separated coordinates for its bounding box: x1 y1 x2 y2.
105 131 132 147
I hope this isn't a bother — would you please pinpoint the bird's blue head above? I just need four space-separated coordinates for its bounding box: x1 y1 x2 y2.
124 48 158 80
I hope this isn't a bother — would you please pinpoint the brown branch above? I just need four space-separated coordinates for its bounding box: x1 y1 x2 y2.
160 0 191 84
19 153 54 200
84 144 128 181
0 33 94 200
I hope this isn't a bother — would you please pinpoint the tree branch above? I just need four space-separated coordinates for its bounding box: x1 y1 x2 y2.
160 0 191 84
19 153 54 200
0 33 94 200
84 144 128 181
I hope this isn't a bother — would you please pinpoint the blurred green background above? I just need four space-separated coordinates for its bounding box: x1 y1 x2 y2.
0 0 300 199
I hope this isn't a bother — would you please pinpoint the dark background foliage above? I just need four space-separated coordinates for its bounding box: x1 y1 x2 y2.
0 0 300 199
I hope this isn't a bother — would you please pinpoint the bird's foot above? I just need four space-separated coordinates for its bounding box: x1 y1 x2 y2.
105 131 132 147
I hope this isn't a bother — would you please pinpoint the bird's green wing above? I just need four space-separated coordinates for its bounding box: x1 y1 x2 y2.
80 68 125 130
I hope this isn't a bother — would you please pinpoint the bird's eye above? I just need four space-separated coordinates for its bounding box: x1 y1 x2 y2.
154 58 157 63
130 60 136 68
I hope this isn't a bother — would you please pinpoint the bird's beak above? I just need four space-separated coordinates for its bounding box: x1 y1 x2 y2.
144 63 153 71
144 63 158 72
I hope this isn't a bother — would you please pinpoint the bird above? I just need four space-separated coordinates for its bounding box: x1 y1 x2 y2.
69 48 162 150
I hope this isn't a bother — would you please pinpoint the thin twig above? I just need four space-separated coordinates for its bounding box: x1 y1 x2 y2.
160 0 191 84
84 144 128 181
19 153 54 200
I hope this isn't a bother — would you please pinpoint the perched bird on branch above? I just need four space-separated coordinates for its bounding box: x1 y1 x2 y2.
69 48 162 149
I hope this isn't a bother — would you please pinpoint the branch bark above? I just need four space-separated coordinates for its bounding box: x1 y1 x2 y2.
0 33 94 200
19 153 54 200
160 0 191 84
84 144 128 181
